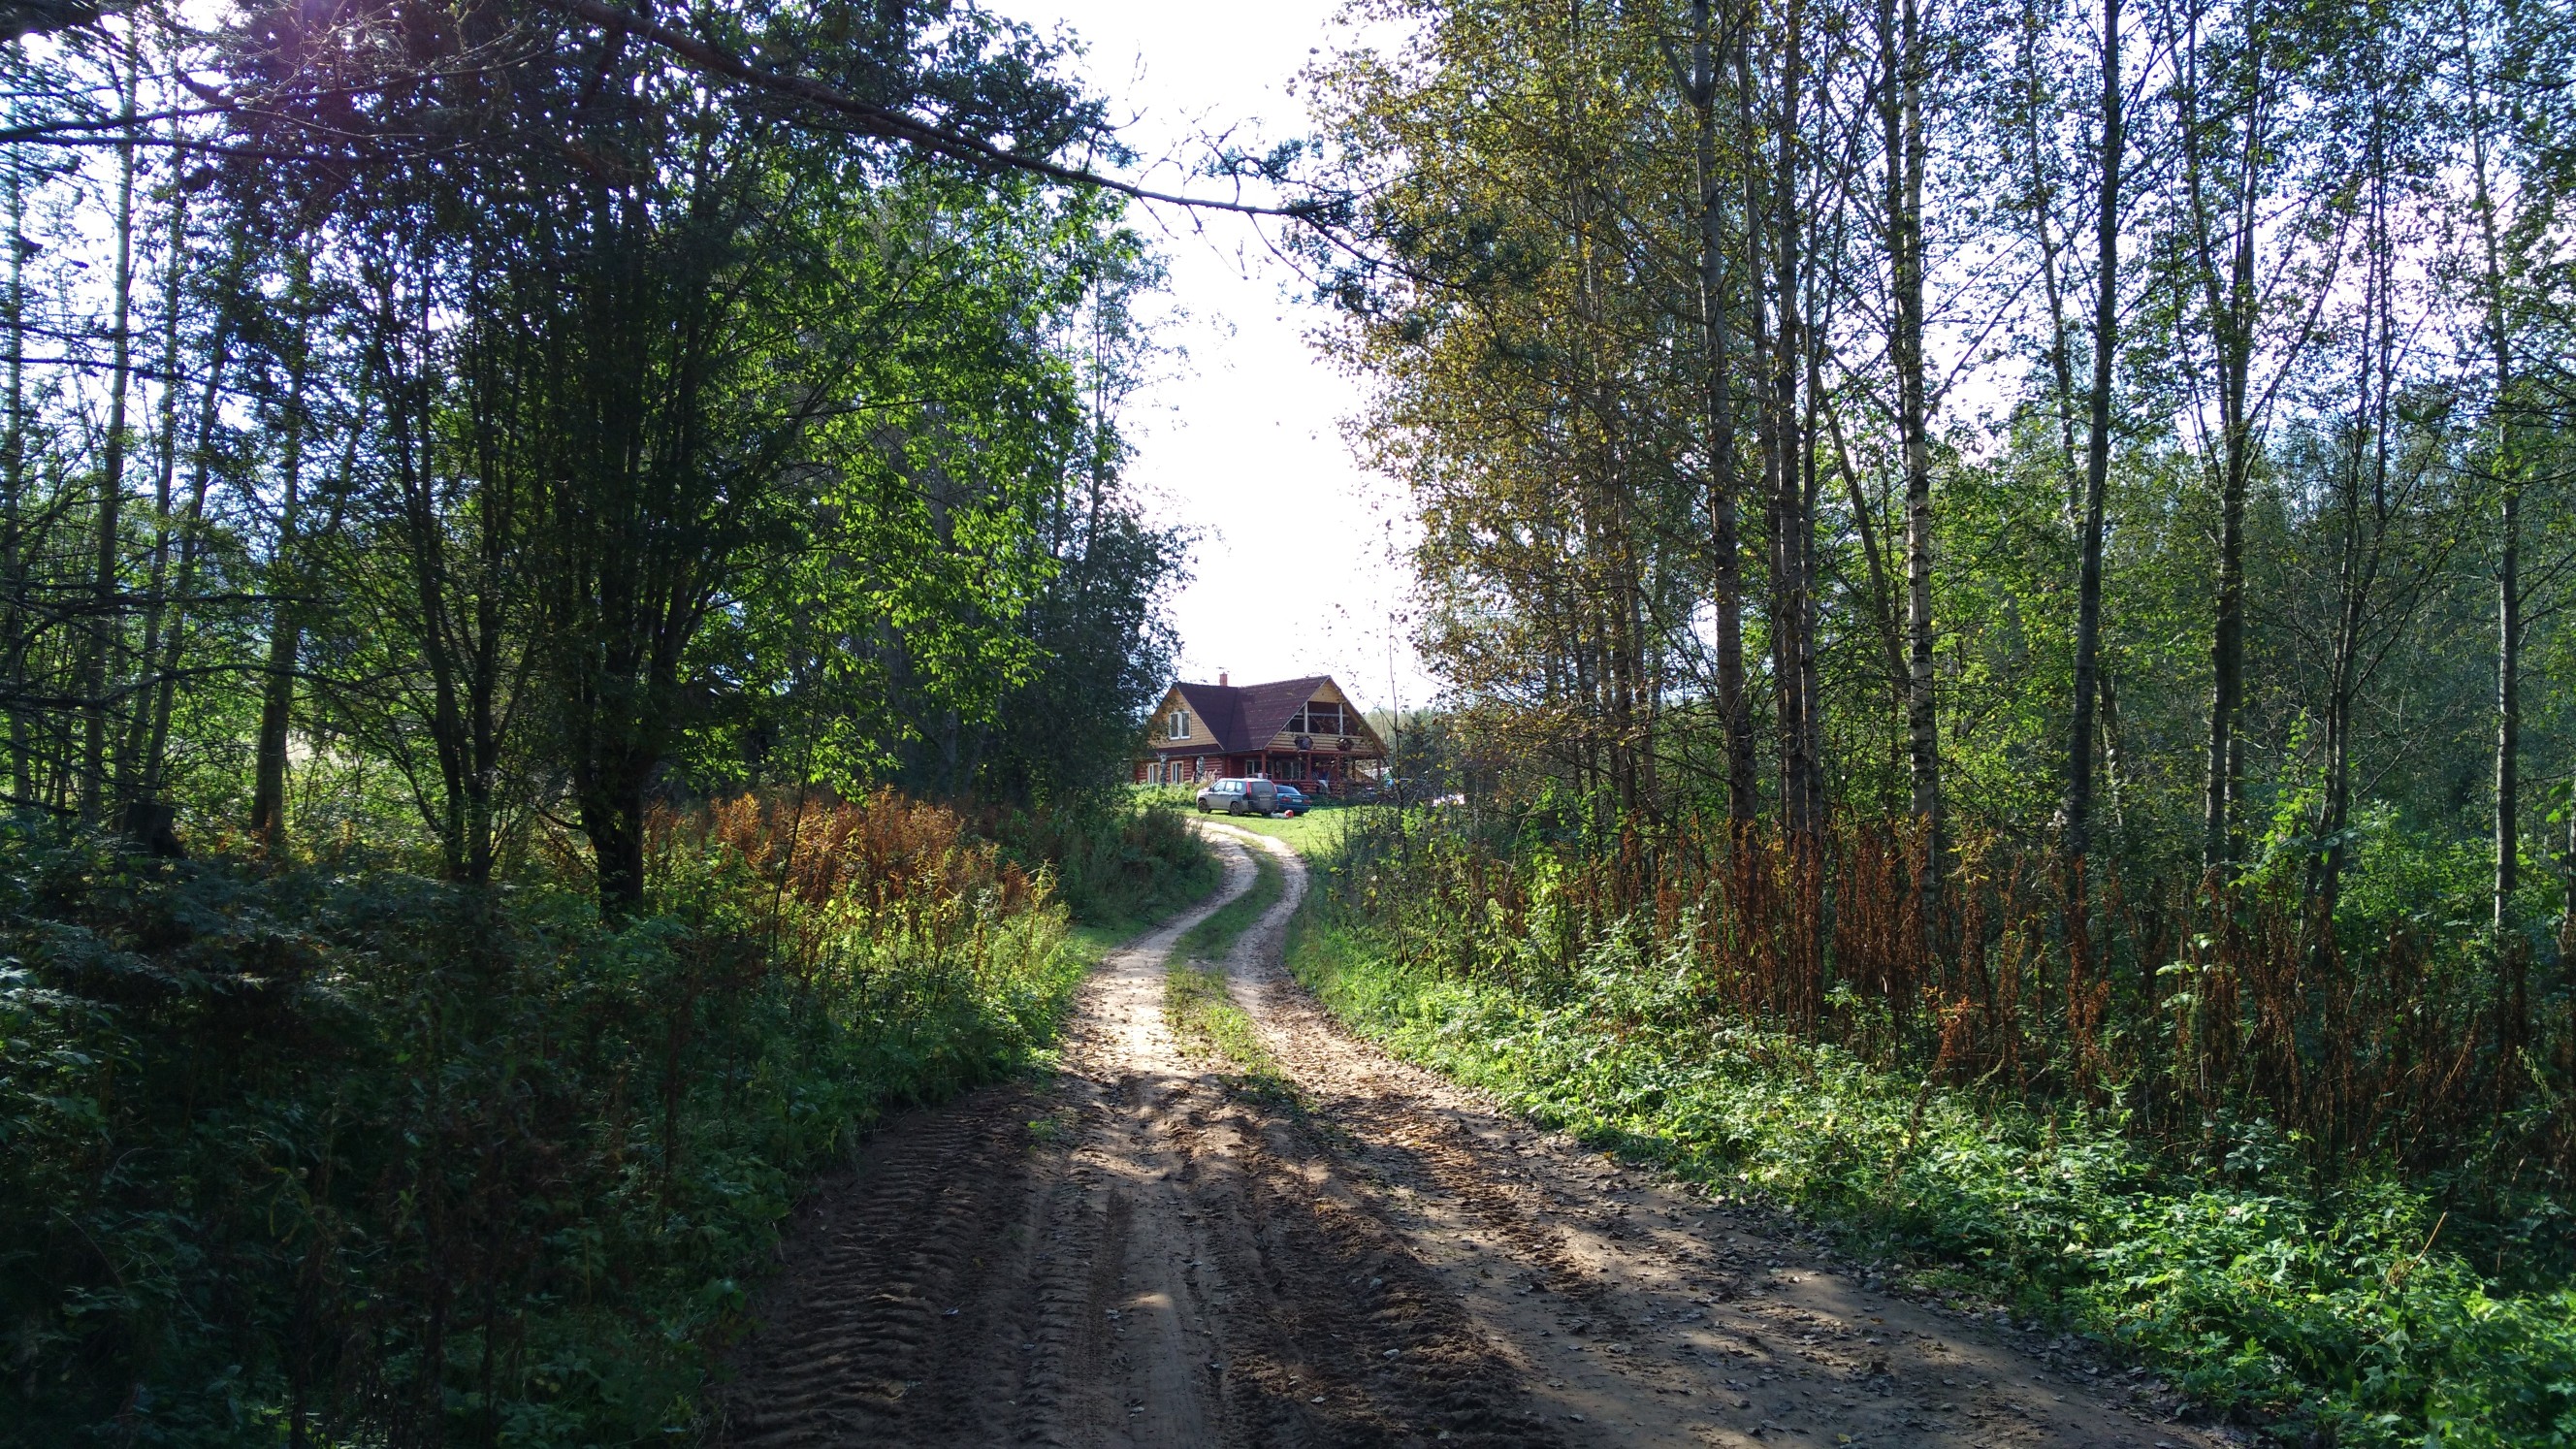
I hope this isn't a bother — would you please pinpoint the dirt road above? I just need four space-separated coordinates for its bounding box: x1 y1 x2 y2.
717 824 2238 1448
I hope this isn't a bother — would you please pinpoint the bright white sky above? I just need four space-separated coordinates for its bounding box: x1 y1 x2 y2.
1000 2 1440 718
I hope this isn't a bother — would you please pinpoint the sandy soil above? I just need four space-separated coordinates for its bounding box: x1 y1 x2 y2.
715 823 2244 1448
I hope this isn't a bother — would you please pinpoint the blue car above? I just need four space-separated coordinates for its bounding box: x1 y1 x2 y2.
1272 785 1309 817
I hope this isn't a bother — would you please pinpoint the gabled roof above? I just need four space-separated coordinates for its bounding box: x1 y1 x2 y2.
1160 675 1368 756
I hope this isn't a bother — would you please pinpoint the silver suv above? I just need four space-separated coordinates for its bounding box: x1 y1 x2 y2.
1196 777 1280 817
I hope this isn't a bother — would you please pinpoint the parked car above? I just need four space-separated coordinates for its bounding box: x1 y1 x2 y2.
1271 785 1309 817
1196 777 1280 816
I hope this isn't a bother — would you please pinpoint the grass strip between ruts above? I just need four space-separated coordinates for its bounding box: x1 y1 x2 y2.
1164 843 1295 1101
1175 832 1286 962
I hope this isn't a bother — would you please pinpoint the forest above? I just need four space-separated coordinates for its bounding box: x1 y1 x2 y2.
0 0 1213 1441
3 0 2573 1441
1284 0 2576 1441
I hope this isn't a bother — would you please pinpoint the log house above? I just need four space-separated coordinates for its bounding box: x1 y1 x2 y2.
1133 674 1388 795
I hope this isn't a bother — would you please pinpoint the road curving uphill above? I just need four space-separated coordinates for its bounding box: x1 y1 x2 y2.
717 823 2241 1447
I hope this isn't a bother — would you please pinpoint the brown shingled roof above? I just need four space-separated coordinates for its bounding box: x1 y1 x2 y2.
1168 675 1333 755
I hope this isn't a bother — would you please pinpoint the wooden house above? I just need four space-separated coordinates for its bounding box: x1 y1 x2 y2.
1134 673 1388 795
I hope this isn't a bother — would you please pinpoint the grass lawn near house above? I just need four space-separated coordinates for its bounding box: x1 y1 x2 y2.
1199 806 1381 858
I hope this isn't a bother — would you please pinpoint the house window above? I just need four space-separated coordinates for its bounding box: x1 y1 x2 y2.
1301 702 1345 735
1167 710 1191 740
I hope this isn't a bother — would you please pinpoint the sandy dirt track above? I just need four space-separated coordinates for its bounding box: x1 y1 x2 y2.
715 823 2241 1448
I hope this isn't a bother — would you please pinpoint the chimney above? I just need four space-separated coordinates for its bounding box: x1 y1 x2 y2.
1218 669 1229 687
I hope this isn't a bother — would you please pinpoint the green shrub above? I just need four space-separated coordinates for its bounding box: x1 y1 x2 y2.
996 794 1216 927
0 794 1076 1446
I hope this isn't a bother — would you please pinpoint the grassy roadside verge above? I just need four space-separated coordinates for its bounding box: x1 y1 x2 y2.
1284 900 2576 1448
1045 803 1231 1027
3 799 1089 1443
1051 818 1239 1064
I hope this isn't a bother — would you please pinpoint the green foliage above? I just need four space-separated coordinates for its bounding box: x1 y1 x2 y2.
1298 897 2576 1433
998 796 1217 929
690 177 1170 804
0 0 1183 910
1289 850 2576 1447
0 800 1078 1445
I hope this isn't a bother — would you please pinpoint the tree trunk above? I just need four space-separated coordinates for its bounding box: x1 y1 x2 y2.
2066 0 2121 870
583 777 649 918
2317 83 2399 919
2019 0 2081 517
2205 416 2250 871
1741 28 1782 820
2466 56 2518 935
250 251 315 853
1690 0 1756 822
80 20 140 819
142 232 250 797
1884 0 1940 900
2178 26 2263 872
1770 0 1819 838
145 347 229 795
4 158 28 801
118 120 189 801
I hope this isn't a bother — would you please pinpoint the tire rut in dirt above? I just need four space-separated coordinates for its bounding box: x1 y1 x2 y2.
1260 983 1625 1315
1194 1091 1571 1449
716 1082 1068 1448
1006 1092 1122 1446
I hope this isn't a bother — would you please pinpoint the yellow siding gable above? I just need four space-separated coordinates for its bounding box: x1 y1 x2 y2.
1148 686 1201 747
